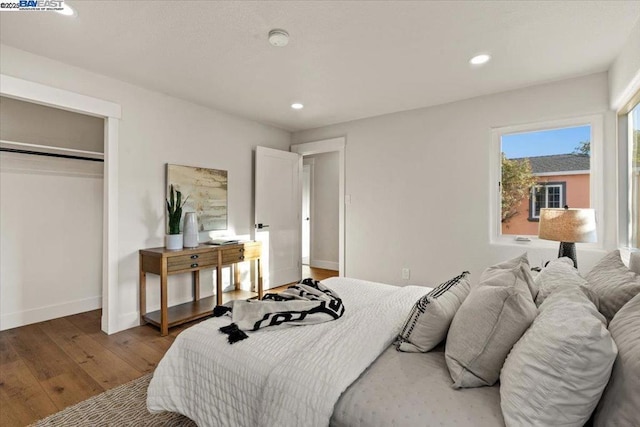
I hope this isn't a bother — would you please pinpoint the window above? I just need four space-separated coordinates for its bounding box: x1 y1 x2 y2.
491 115 603 243
529 182 566 220
628 99 640 247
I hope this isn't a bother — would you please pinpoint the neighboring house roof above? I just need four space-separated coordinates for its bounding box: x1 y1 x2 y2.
511 154 590 174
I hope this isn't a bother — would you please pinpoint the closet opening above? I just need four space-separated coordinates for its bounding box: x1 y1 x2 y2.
0 96 105 331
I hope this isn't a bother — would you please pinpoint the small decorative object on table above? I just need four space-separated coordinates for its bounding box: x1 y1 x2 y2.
183 212 199 248
165 184 189 250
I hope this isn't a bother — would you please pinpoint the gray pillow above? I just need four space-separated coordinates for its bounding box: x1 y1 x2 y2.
594 293 640 427
396 271 471 353
534 257 600 309
484 252 538 299
445 255 537 389
501 287 617 427
534 257 584 305
586 250 640 322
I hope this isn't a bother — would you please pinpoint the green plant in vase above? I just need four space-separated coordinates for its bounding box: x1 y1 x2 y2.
165 184 189 249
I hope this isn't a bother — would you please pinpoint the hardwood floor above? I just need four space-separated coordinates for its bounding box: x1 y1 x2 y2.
0 266 338 426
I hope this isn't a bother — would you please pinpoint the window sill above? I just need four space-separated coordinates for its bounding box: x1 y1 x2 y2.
490 236 604 251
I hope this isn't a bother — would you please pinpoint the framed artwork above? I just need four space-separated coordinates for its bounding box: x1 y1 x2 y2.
166 164 228 231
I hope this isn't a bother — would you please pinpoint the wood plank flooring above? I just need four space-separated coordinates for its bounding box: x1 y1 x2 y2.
0 266 338 426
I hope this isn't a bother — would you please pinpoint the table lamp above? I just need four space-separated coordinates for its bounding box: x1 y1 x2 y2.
538 207 597 268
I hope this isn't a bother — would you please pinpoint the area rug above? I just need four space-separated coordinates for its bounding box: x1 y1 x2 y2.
30 374 196 427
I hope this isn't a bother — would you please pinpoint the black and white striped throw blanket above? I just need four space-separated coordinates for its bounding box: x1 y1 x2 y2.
212 278 345 343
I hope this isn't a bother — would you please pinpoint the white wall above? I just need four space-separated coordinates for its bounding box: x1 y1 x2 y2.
609 18 640 110
293 73 616 286
0 154 103 329
0 96 104 152
307 152 339 270
0 45 291 332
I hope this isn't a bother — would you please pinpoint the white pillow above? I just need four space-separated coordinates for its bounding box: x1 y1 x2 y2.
500 287 617 427
396 271 471 352
534 257 588 306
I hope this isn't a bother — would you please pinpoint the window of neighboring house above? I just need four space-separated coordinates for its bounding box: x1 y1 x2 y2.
491 115 602 242
529 182 566 220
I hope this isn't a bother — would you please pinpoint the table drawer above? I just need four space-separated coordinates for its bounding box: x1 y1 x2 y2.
167 252 217 272
221 244 260 264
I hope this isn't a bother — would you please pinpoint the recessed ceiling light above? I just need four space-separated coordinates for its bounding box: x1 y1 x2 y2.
268 29 289 47
291 103 304 110
469 54 491 66
56 2 76 16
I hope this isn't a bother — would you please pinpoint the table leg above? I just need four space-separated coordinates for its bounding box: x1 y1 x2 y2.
192 270 200 301
257 258 263 300
139 253 147 325
160 274 168 336
234 264 240 291
216 251 223 306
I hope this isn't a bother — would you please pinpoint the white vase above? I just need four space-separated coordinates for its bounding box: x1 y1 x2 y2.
183 212 199 248
165 233 183 250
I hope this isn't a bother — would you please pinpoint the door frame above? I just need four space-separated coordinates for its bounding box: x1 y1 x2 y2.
291 137 346 276
301 159 314 265
0 74 121 334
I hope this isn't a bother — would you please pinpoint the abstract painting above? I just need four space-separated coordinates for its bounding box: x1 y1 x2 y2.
166 164 228 231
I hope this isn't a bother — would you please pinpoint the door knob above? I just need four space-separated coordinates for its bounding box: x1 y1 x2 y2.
256 223 270 229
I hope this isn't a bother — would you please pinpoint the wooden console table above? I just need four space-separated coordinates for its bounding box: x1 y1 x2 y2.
139 241 262 335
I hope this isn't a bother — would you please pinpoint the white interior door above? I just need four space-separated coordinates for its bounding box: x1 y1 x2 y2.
255 146 302 289
301 163 311 265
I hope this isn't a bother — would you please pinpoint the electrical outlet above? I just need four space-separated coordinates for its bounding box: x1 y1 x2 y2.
402 268 410 280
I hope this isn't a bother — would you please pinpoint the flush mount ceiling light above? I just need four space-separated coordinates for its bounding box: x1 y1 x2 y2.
469 53 491 66
56 2 76 16
268 29 290 47
291 103 304 110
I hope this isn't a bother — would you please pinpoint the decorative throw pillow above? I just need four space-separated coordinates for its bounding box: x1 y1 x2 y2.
534 257 594 307
594 293 640 427
396 271 471 353
445 254 537 389
500 287 617 427
483 252 538 299
586 250 640 322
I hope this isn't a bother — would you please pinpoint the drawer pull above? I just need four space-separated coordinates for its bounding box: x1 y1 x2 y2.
239 255 245 261
240 248 245 253
191 263 199 268
190 254 199 259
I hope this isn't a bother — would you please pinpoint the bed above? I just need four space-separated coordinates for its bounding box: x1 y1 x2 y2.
147 277 431 427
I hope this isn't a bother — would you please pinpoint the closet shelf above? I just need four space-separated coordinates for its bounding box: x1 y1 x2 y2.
0 140 104 161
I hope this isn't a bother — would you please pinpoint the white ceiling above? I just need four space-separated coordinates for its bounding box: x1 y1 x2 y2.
1 1 639 131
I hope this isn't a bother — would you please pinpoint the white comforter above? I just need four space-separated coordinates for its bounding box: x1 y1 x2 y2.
147 277 430 427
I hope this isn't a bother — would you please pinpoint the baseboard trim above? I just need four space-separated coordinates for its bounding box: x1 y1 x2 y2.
116 311 141 334
0 296 102 331
310 259 339 271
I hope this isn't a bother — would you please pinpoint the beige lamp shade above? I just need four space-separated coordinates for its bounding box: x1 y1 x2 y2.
538 208 597 243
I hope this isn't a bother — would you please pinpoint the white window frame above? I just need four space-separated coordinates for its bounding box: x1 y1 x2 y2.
490 114 604 248
620 95 640 248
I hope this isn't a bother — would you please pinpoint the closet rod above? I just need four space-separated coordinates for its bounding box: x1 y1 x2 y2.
0 148 104 162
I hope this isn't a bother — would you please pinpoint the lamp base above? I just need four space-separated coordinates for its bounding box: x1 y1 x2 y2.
558 242 577 269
